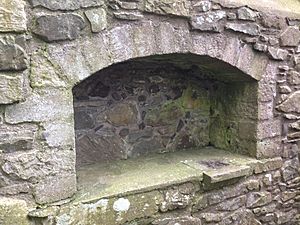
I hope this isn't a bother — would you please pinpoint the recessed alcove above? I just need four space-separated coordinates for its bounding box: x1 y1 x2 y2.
72 53 259 198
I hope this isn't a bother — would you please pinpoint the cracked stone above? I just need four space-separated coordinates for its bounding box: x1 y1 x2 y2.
33 14 86 42
193 0 212 12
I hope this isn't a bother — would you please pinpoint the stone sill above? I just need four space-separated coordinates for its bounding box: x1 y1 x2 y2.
72 147 282 204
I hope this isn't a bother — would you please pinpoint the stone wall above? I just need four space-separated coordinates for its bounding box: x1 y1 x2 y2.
0 0 299 224
73 58 257 166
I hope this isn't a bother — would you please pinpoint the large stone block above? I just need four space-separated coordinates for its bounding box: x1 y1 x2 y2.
0 124 38 153
29 0 104 10
190 11 226 32
0 197 29 225
0 0 27 32
226 22 260 36
0 36 27 71
144 0 190 17
34 173 76 204
277 90 300 113
30 50 71 88
33 14 86 42
5 89 73 124
0 74 24 104
85 8 107 33
280 26 300 47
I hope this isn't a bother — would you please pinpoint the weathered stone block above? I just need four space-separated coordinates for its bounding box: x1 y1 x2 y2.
85 8 107 32
114 11 144 21
0 0 27 32
30 50 70 88
33 14 86 42
190 11 226 32
144 0 190 17
246 191 272 208
5 89 73 123
257 119 281 139
254 157 283 173
280 26 300 47
237 7 259 21
34 173 76 204
226 22 260 36
287 70 300 85
277 90 300 113
0 36 27 71
267 47 289 61
29 0 104 10
0 124 38 153
0 197 29 225
0 74 24 104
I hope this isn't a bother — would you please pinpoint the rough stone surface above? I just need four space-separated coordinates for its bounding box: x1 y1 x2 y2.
85 8 107 33
0 197 29 225
0 36 27 71
190 11 226 32
237 7 259 21
278 91 300 113
0 124 38 153
34 173 76 204
29 0 104 10
0 1 299 224
0 0 27 32
280 26 300 47
144 0 189 17
33 14 86 42
0 74 24 104
226 22 260 36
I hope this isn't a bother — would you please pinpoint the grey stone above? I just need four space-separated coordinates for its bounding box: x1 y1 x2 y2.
5 89 73 123
0 74 24 104
74 110 94 130
0 124 38 153
41 120 75 148
267 47 289 61
190 11 226 32
193 1 212 12
106 102 138 126
237 7 258 21
130 138 163 158
0 0 27 32
153 216 202 225
127 128 153 143
246 192 272 208
278 85 292 94
280 26 300 47
114 11 144 21
277 91 300 113
76 134 127 165
30 49 70 88
287 70 300 85
29 0 104 10
0 197 30 225
215 195 246 211
226 22 260 36
144 0 189 17
34 173 76 204
33 14 86 42
85 8 107 33
0 37 27 71
253 43 268 52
